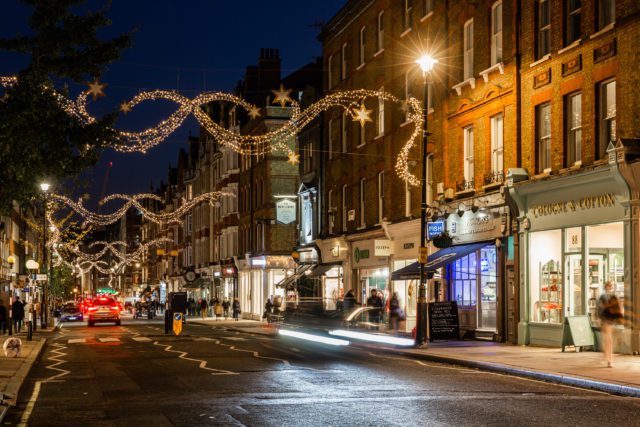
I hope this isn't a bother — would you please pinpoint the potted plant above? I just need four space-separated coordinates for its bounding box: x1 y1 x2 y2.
432 231 453 248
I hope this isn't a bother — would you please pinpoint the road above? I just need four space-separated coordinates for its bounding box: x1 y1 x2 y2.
5 316 640 426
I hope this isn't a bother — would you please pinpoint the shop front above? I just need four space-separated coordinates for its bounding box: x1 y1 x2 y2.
507 162 635 351
316 237 349 311
388 219 421 333
238 255 295 320
350 236 391 307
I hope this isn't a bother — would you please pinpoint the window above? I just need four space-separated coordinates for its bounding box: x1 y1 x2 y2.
229 107 237 127
598 79 616 160
405 181 412 217
357 123 365 147
529 229 562 323
327 55 333 89
328 189 334 235
341 43 348 80
186 184 193 201
342 111 348 153
565 0 581 45
463 126 474 183
491 1 503 65
378 171 384 223
328 118 334 159
342 185 348 232
451 252 477 307
422 0 433 17
403 0 413 30
536 103 552 172
377 88 385 136
376 11 384 52
491 114 504 175
359 26 366 66
597 0 615 30
537 0 551 58
463 19 474 80
404 71 412 122
565 92 582 166
359 178 366 227
303 141 313 173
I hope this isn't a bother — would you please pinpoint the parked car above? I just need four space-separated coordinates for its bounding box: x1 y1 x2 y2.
88 297 121 326
60 304 83 322
342 307 389 332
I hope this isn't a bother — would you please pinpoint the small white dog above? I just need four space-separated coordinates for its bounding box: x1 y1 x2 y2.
3 337 22 358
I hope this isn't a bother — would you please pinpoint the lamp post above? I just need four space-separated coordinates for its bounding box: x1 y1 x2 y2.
26 259 39 341
40 182 50 329
7 255 15 336
415 54 438 347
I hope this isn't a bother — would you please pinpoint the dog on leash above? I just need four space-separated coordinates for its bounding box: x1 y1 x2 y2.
3 337 22 358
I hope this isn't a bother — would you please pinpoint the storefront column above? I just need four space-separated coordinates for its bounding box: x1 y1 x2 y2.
517 229 530 345
627 203 640 353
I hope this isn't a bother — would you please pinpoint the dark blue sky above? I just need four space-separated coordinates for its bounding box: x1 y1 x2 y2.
1 0 345 199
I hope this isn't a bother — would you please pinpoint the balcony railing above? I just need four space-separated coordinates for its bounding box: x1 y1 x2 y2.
456 179 475 192
483 170 504 186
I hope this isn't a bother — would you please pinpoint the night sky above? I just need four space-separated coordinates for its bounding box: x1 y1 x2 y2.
0 0 345 201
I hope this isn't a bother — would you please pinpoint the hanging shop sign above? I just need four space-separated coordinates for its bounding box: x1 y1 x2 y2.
427 221 445 239
276 199 296 224
354 247 370 263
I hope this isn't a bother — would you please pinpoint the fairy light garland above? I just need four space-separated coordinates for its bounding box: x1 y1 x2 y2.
1 76 424 186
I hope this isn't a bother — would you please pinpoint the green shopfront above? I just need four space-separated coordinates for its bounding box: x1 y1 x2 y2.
507 162 637 351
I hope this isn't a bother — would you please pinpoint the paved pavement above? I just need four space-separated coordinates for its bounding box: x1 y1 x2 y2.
192 318 640 397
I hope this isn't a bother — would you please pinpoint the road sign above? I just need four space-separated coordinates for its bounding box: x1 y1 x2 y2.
418 247 429 264
173 312 183 336
36 274 47 281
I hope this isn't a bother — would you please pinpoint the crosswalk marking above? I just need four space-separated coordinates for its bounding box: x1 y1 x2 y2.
132 337 152 342
98 337 120 343
223 337 246 341
68 338 86 344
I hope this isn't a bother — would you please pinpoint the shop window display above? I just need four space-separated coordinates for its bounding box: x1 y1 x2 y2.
392 260 416 318
530 230 562 323
452 252 477 307
588 222 624 323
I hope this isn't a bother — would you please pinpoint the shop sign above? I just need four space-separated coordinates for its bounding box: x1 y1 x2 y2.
354 247 370 263
276 199 296 224
427 221 445 239
446 210 503 244
530 193 615 218
374 240 392 256
403 242 415 250
331 245 340 257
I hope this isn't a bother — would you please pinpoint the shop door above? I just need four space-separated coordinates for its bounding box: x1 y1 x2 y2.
564 254 583 317
478 246 497 331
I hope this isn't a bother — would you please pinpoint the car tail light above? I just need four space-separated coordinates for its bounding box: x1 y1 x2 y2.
88 306 98 312
110 305 119 311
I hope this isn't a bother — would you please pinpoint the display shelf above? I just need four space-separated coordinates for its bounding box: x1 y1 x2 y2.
538 260 562 323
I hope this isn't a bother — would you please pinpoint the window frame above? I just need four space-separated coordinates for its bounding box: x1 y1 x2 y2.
327 55 333 89
597 0 615 30
565 0 581 46
463 19 474 80
378 171 384 224
328 118 334 159
359 26 366 66
359 178 366 228
491 114 504 175
597 79 616 160
377 86 385 137
536 102 552 172
328 189 334 235
342 184 348 232
376 11 384 52
537 0 551 59
341 111 348 153
403 0 413 31
341 43 348 80
491 1 503 65
404 71 412 122
565 92 582 167
463 126 474 184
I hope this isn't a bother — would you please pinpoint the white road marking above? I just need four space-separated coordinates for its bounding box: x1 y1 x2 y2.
132 336 152 342
98 337 120 343
152 341 238 375
223 337 246 341
68 338 86 344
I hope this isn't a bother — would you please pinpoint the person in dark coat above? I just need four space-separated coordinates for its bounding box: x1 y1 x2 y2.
366 289 383 325
0 300 7 335
343 290 356 312
200 298 208 319
232 299 241 321
388 292 402 334
12 297 24 333
222 299 230 319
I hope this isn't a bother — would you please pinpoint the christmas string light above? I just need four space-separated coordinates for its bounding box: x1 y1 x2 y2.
0 76 424 185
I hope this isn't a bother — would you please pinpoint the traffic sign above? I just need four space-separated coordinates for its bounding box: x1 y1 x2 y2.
173 312 183 336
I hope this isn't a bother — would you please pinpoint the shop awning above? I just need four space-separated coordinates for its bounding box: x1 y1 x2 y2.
307 263 339 278
391 242 489 280
275 264 315 289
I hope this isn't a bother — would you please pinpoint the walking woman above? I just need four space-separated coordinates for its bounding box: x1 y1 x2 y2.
598 281 623 367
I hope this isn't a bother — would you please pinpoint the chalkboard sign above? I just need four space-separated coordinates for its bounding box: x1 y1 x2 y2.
561 315 595 352
428 301 460 341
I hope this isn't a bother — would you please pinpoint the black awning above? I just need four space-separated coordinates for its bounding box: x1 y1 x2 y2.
391 242 490 281
307 263 339 278
275 264 315 289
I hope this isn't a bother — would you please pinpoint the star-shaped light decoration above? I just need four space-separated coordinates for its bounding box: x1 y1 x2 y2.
119 101 132 114
272 84 293 107
248 105 261 119
352 103 373 127
86 79 107 101
287 151 300 165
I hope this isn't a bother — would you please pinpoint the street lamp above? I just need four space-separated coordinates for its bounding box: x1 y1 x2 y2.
73 287 78 301
415 54 438 347
40 182 50 329
7 255 15 335
26 259 39 340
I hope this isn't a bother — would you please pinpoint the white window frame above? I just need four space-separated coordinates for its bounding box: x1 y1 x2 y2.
403 0 413 30
376 11 384 52
566 92 582 166
378 171 384 223
537 103 552 172
463 126 474 183
342 185 348 232
423 0 433 17
491 1 503 65
359 26 366 66
598 0 615 30
377 87 385 136
327 55 333 89
359 178 366 228
491 114 504 175
463 19 474 80
599 79 616 159
538 0 551 59
341 43 348 80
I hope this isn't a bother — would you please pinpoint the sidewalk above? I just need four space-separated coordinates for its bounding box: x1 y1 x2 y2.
193 318 640 397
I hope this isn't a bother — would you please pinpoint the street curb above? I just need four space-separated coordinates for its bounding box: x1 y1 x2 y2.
383 348 640 398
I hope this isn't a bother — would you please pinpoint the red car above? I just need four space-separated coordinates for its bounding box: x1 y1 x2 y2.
88 297 121 326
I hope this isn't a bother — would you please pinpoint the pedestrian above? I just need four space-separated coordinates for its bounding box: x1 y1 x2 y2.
214 300 223 320
367 289 383 326
0 300 7 335
200 298 208 319
188 298 196 317
388 292 402 335
598 281 623 367
343 290 356 312
209 297 216 317
12 297 24 333
222 298 230 319
263 298 273 323
232 298 241 321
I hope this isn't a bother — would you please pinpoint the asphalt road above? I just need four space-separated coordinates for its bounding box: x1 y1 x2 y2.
5 316 640 426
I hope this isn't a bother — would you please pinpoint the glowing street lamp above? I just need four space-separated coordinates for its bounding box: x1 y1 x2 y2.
39 182 51 329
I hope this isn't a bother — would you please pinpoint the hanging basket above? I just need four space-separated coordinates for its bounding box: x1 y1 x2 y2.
432 233 453 249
